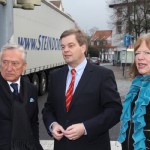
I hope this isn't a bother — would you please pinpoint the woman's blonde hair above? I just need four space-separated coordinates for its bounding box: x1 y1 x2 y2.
130 33 150 78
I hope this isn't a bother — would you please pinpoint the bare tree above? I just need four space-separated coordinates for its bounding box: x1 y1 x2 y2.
108 0 150 38
88 27 99 36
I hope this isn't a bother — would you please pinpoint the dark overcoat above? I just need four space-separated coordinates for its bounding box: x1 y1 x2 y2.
0 73 42 150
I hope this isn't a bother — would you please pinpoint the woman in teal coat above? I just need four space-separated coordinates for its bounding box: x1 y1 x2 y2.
118 33 150 150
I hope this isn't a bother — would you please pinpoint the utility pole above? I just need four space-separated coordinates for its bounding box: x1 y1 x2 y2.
0 0 13 49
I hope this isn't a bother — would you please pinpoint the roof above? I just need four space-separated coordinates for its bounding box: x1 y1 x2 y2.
91 30 112 41
50 1 62 9
90 30 114 48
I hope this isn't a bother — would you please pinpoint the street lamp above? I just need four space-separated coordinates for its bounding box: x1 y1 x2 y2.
14 0 41 9
0 0 6 5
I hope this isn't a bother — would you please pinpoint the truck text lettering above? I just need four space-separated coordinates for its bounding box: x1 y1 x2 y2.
18 35 61 50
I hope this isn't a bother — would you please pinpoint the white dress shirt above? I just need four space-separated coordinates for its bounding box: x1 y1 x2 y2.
7 77 21 93
66 58 87 93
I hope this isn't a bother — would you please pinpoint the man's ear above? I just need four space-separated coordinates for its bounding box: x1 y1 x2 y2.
81 45 86 54
23 63 27 71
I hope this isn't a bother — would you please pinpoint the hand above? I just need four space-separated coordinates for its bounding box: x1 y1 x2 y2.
63 123 85 140
51 123 65 140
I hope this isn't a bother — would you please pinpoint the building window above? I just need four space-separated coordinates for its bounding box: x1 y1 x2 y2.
91 41 94 46
116 21 122 34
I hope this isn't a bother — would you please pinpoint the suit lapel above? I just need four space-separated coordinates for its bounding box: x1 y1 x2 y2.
20 77 29 104
60 66 69 112
0 73 14 106
69 63 93 111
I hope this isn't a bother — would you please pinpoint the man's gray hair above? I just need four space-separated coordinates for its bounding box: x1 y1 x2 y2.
0 43 27 63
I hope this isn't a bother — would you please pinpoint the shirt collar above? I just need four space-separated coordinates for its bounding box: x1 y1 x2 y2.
7 77 21 86
68 59 87 74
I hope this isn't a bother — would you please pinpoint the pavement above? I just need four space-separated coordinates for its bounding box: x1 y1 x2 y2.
101 63 131 101
40 63 132 150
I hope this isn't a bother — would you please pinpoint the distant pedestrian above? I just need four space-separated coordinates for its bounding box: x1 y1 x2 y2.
118 33 150 150
113 59 115 66
42 28 122 150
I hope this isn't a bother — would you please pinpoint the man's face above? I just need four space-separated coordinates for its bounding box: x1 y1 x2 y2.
0 49 27 82
61 34 86 68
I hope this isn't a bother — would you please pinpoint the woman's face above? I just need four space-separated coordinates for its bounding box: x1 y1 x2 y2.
135 40 150 75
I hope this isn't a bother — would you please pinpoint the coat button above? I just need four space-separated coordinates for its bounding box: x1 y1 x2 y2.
66 120 69 123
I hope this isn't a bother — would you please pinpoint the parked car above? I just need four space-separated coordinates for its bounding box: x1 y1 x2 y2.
90 57 100 65
103 59 110 63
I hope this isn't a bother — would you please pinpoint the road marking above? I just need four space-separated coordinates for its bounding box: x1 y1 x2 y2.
40 140 122 150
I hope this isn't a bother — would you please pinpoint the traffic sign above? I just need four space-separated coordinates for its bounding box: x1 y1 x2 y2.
124 34 132 47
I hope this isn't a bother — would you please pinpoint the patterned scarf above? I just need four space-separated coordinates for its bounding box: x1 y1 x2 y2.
11 94 38 150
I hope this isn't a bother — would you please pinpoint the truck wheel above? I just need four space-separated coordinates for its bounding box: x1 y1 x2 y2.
39 72 47 95
31 74 39 94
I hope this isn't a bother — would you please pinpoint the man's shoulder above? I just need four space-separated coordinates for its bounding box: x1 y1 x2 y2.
88 63 112 74
51 65 68 75
22 76 36 89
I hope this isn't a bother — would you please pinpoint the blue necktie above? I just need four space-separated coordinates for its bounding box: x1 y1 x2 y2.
10 83 19 95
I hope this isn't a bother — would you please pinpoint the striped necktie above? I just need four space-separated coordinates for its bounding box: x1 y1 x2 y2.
66 69 76 112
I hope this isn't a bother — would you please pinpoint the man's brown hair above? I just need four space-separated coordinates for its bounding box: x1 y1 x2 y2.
60 28 88 51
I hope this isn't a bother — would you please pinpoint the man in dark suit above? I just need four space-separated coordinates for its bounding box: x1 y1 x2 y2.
42 28 122 150
0 44 43 150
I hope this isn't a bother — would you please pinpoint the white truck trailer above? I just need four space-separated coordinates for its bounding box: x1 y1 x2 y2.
0 0 76 95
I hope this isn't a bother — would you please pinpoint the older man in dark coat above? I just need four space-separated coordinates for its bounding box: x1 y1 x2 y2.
0 44 43 150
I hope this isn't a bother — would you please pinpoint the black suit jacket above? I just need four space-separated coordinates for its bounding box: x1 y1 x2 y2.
0 73 42 150
43 62 122 150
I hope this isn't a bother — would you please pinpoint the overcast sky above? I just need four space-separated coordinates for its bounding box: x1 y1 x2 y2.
61 0 111 32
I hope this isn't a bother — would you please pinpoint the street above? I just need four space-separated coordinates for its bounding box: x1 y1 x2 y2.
38 63 131 150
